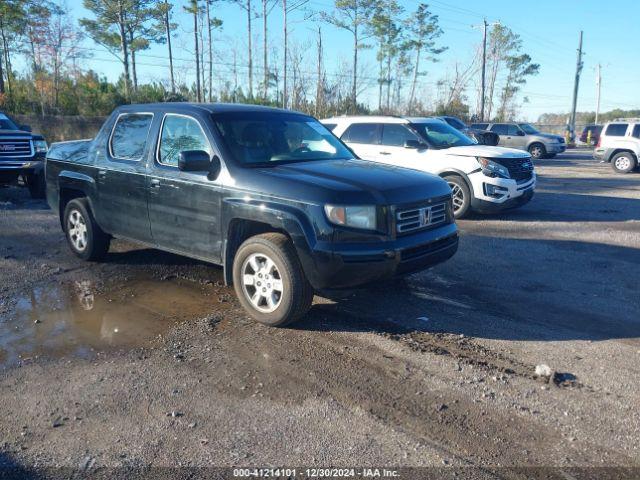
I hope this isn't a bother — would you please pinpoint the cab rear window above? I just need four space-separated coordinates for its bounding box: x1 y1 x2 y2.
109 113 154 161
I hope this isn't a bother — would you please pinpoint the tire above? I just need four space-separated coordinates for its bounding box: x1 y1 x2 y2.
443 175 471 219
63 198 110 261
232 232 314 327
610 152 637 174
26 173 46 199
528 143 546 160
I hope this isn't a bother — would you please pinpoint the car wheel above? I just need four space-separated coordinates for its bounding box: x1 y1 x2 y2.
528 143 546 160
611 152 637 174
233 232 314 327
444 175 471 219
63 198 110 261
26 174 46 199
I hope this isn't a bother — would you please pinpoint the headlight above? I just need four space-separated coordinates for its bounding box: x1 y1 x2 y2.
324 205 377 230
477 157 510 179
34 140 48 153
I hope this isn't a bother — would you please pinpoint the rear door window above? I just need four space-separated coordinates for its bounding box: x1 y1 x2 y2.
605 123 628 137
110 113 154 161
341 123 380 144
631 125 640 139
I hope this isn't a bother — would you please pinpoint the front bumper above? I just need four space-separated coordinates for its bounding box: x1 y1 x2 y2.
546 143 566 154
469 172 536 211
305 223 459 289
0 157 44 175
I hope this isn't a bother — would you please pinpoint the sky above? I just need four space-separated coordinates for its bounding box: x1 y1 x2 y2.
55 0 640 121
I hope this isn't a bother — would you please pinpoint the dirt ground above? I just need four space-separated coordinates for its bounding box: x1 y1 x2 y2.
0 149 639 479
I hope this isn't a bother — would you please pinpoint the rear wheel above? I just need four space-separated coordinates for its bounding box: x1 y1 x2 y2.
443 175 471 219
232 233 314 327
528 143 546 160
63 198 110 261
611 152 637 174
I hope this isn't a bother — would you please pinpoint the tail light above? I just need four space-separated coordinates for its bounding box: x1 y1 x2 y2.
596 137 601 148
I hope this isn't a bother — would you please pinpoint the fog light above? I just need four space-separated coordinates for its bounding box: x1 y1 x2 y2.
484 183 508 197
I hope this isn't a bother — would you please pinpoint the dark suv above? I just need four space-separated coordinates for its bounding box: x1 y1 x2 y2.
0 112 48 197
46 103 459 326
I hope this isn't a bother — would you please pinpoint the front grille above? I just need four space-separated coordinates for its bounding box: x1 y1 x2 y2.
492 157 534 181
400 235 458 262
396 202 448 234
0 138 33 158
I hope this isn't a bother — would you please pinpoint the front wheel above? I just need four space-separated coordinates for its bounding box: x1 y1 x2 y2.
444 175 471 219
528 143 546 160
611 152 637 174
232 233 314 327
63 198 111 261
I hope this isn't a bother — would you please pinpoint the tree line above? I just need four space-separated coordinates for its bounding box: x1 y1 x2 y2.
0 0 540 121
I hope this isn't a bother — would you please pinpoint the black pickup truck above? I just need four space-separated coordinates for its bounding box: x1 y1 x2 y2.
46 103 458 326
0 112 48 197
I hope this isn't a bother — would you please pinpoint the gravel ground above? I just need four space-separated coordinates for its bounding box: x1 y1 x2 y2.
0 149 639 479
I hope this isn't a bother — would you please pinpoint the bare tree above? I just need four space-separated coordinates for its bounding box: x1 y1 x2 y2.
321 0 375 111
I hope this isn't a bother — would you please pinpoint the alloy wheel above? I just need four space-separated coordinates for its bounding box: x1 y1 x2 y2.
67 210 88 252
448 182 465 213
241 253 284 313
614 156 631 171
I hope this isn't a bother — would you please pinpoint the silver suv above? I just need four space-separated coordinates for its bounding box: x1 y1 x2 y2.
593 120 640 173
470 122 566 159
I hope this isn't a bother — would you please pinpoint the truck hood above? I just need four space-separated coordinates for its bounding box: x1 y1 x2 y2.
444 145 531 159
249 159 452 205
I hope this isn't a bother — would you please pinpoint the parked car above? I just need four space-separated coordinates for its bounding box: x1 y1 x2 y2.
593 120 640 173
322 116 535 219
469 122 565 159
45 103 459 326
0 112 48 198
435 116 499 146
579 124 603 145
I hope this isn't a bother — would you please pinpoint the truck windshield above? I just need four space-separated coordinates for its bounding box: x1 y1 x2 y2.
519 123 540 135
410 122 475 149
213 112 354 166
0 113 19 130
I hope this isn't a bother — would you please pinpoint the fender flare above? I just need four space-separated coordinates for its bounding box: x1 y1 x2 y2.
221 198 319 286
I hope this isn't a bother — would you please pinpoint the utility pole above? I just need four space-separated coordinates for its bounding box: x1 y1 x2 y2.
568 30 584 141
473 19 498 121
480 19 487 121
595 62 601 125
282 0 287 109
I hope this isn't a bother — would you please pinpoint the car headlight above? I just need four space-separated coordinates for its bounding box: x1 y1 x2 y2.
324 205 377 230
34 140 48 153
477 157 510 179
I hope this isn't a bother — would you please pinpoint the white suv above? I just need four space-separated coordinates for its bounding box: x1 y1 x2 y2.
322 116 536 218
593 120 640 173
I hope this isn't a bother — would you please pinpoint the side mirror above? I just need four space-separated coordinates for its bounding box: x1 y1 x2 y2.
19 124 32 132
208 155 221 181
404 139 427 149
178 150 211 172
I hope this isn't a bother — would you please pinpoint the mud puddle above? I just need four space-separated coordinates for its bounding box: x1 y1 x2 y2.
0 276 217 368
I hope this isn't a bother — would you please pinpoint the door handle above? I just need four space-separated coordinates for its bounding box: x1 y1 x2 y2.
379 151 391 155
97 170 107 180
149 179 161 189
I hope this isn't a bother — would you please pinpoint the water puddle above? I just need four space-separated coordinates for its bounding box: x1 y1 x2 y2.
0 276 216 368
